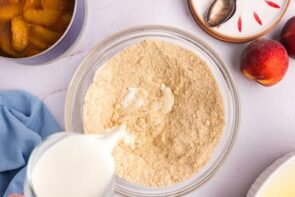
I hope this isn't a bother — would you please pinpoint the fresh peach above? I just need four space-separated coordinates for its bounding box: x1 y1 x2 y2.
281 17 295 58
241 39 289 86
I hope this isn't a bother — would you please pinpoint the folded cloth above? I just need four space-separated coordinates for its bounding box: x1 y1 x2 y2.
0 91 61 197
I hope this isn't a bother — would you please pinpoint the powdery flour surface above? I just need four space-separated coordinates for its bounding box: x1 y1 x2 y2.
83 40 225 187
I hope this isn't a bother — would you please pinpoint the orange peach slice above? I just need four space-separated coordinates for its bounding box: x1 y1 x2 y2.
29 36 48 50
32 25 60 44
0 35 18 57
11 17 29 51
23 0 42 11
41 0 73 12
24 9 60 26
0 5 21 21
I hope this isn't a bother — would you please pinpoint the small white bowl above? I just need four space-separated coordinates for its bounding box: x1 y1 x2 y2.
188 0 290 42
247 152 295 197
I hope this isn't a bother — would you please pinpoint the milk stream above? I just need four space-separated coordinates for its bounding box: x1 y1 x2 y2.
27 126 126 197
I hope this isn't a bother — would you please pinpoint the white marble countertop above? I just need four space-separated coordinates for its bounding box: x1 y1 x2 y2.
1 0 295 196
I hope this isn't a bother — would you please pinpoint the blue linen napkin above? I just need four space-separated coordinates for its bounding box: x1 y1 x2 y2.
0 91 61 197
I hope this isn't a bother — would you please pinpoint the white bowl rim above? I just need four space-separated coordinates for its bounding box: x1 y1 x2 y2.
247 152 295 197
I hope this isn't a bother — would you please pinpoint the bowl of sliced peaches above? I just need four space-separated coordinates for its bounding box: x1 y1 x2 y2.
0 0 85 64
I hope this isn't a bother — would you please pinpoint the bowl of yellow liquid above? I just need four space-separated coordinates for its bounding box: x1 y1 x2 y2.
248 152 295 197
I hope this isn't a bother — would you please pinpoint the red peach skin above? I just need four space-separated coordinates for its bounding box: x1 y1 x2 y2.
241 39 289 86
281 16 295 58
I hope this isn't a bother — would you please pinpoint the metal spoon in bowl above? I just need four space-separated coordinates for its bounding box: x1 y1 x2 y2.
206 0 237 27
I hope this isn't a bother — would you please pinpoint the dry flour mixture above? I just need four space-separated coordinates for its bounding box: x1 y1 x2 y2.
83 40 225 187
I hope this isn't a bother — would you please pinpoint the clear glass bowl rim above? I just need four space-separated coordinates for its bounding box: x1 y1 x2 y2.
64 25 240 197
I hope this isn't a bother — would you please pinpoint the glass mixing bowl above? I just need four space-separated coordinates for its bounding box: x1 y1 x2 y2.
65 25 240 196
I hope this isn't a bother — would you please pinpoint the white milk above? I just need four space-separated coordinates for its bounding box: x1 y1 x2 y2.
29 126 126 197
